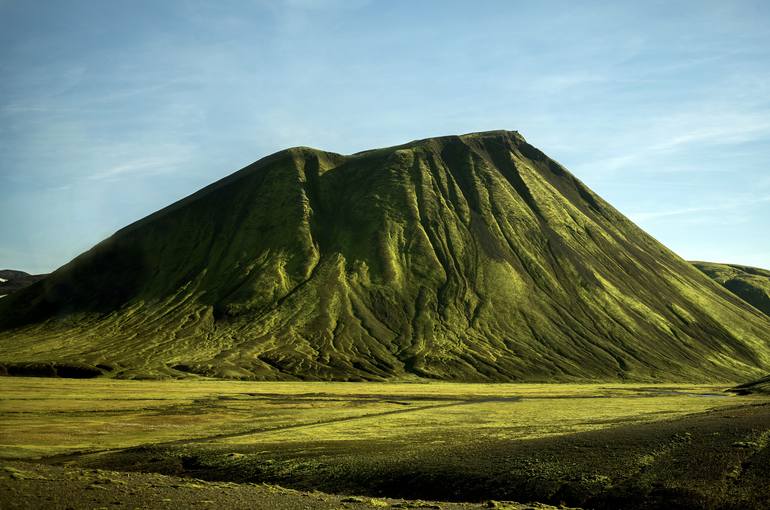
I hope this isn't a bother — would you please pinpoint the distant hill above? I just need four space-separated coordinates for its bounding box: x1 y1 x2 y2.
1 130 769 381
691 262 770 317
729 374 770 395
0 270 47 297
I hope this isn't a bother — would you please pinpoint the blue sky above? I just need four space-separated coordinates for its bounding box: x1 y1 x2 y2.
1 0 769 274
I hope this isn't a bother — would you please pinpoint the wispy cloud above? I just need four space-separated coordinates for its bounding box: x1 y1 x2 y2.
532 72 610 94
3 1 770 271
1 104 59 113
578 108 770 176
280 0 369 9
86 157 182 182
651 118 770 153
628 195 770 223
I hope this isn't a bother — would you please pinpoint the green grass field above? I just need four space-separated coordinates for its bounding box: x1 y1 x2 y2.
0 378 743 458
2 378 769 509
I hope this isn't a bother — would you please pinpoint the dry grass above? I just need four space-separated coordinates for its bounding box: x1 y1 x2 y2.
0 378 749 459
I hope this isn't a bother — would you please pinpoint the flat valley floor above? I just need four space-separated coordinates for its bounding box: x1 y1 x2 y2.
1 378 768 509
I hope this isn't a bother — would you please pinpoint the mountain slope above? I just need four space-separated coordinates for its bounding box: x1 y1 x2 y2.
0 270 47 297
729 374 770 395
692 261 770 317
1 130 769 381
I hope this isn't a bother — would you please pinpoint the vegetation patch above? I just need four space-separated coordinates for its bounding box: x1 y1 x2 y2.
3 379 768 508
2 132 770 383
692 261 770 317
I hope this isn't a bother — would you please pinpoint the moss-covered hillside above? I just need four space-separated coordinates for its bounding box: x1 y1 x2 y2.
729 374 770 395
692 261 770 317
1 130 769 381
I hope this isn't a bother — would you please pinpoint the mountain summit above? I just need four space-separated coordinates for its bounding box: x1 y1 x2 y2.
2 130 769 381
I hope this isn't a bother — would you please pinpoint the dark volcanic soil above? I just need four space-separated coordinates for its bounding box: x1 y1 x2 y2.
0 270 45 297
64 401 770 510
0 461 561 510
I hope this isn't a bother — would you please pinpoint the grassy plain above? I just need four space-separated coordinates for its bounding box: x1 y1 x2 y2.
0 378 742 458
1 378 769 509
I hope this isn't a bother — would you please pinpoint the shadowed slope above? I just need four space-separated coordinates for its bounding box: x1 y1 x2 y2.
1 131 769 381
729 374 770 395
0 270 47 297
692 261 770 317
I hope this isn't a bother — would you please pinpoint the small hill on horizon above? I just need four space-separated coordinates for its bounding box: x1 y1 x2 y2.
692 261 770 318
1 130 769 381
729 374 770 395
0 270 47 298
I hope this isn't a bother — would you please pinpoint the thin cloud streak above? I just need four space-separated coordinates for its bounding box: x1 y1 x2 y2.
629 195 770 223
86 157 184 182
576 110 770 176
2 1 770 271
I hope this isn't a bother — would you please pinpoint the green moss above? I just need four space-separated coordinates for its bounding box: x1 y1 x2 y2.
1 131 770 382
692 261 770 317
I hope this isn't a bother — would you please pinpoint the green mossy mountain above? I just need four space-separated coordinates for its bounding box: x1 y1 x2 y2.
1 130 770 381
692 261 770 317
729 374 770 395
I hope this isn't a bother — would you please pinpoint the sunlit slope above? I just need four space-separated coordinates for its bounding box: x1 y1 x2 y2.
1 130 769 381
692 261 770 317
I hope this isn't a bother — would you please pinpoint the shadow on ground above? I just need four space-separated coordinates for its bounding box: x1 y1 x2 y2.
65 402 770 510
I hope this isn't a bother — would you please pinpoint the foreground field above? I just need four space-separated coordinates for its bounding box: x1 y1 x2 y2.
0 461 567 510
1 378 769 509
